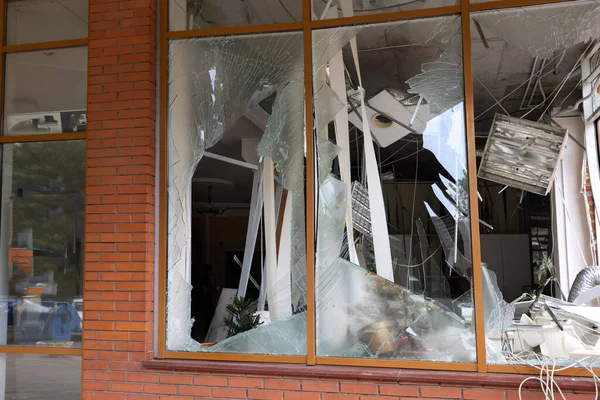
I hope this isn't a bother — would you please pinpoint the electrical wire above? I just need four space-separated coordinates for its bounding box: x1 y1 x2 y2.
278 0 298 21
393 245 442 268
475 50 570 121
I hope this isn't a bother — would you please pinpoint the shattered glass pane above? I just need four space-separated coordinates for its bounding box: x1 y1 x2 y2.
166 32 306 354
312 0 458 21
472 1 600 367
472 1 600 59
169 0 301 31
313 17 476 362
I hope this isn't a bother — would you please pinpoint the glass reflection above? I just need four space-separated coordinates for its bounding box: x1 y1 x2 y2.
0 141 85 347
312 0 458 21
6 0 88 45
1 353 80 399
169 0 301 30
4 47 87 137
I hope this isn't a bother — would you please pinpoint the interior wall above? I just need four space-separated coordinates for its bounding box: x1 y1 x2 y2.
477 183 524 234
480 234 531 302
552 116 594 297
382 183 442 235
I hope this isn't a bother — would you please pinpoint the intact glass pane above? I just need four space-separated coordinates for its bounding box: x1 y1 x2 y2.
312 17 476 362
6 0 88 45
0 141 85 348
166 32 307 355
472 1 600 367
169 0 301 30
2 353 81 399
313 0 457 20
4 47 87 136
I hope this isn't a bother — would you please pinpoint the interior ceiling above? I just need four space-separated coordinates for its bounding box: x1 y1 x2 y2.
173 0 457 29
192 3 590 205
470 19 583 134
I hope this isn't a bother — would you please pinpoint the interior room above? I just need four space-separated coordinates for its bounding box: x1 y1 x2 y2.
166 0 600 368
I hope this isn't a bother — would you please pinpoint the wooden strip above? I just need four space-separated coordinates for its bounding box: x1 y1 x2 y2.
166 22 303 39
0 132 86 143
0 0 5 138
461 1 487 373
303 0 316 367
0 346 82 356
157 0 169 360
310 6 461 29
2 38 88 53
165 351 306 363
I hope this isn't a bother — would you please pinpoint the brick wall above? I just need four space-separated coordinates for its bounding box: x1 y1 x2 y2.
83 367 595 399
83 0 156 396
80 0 597 399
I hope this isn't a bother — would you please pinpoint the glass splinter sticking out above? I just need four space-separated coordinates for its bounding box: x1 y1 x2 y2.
472 0 600 368
166 32 307 354
312 16 477 362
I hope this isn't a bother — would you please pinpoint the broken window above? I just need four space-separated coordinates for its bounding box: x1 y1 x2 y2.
472 0 600 366
168 0 302 31
312 0 458 20
313 16 477 362
166 32 307 354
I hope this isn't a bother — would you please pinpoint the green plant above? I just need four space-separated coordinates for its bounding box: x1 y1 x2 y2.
534 256 564 300
223 297 262 337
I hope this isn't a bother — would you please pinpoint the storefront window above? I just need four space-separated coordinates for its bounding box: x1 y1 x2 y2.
472 1 600 367
166 32 307 354
161 0 600 374
0 353 80 399
4 47 87 136
168 0 302 31
0 141 85 347
313 16 475 362
312 0 458 20
5 0 88 45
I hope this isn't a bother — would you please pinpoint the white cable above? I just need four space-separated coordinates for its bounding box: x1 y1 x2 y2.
393 246 442 268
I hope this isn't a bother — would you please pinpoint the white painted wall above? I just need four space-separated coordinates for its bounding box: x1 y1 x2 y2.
553 116 594 297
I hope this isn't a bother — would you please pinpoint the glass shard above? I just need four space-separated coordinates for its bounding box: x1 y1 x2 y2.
167 32 306 352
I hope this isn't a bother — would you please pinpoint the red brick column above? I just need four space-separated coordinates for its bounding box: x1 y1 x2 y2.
83 0 157 397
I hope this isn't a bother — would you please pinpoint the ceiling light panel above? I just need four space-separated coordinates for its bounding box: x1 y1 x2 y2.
478 114 568 196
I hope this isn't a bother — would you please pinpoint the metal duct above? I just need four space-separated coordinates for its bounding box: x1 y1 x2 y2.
568 266 600 303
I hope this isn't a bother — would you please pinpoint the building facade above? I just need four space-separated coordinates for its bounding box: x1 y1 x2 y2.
2 0 600 398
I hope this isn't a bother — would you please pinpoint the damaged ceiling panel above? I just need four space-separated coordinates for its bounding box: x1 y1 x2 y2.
473 0 600 59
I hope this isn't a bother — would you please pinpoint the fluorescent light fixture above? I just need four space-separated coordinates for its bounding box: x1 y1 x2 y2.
478 114 568 196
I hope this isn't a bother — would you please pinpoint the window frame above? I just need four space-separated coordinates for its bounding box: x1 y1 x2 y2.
157 0 599 376
0 0 88 359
